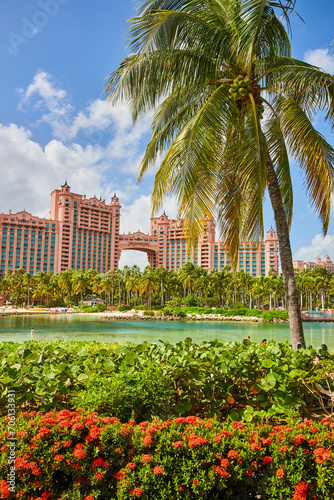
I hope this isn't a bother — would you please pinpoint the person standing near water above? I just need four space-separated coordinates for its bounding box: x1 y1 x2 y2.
30 328 34 335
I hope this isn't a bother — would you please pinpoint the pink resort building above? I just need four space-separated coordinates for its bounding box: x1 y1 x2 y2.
0 183 279 277
293 255 334 273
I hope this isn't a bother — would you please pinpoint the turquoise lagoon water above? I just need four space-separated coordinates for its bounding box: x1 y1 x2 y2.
0 314 334 349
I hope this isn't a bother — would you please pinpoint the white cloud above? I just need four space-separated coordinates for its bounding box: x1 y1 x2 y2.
17 71 154 179
18 71 73 116
118 250 150 270
293 233 334 262
0 123 109 217
304 48 334 73
67 99 133 139
120 195 178 235
120 195 152 235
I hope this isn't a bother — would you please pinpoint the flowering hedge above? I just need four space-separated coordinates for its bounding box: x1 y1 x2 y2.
1 410 334 499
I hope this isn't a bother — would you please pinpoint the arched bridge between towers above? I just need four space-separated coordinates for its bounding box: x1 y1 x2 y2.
117 231 159 267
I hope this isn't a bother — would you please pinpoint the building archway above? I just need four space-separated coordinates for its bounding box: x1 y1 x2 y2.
117 231 159 268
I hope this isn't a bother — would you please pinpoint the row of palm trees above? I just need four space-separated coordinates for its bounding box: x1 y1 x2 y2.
1 264 334 311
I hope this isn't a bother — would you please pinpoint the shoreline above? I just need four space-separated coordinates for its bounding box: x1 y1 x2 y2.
0 308 288 323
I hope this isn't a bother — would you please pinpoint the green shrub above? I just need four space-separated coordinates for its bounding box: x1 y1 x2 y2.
144 310 155 316
262 309 289 321
118 305 131 312
184 293 197 307
80 305 99 312
71 366 174 421
96 303 107 312
163 306 173 316
135 305 148 310
165 297 181 308
172 307 186 318
1 340 333 423
179 306 263 317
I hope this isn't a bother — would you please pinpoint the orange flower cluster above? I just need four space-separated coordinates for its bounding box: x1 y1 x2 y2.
129 487 143 497
313 447 331 464
187 433 210 448
292 481 312 500
0 480 10 499
1 411 334 499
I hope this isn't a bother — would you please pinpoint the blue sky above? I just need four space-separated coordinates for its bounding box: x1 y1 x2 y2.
1 0 334 269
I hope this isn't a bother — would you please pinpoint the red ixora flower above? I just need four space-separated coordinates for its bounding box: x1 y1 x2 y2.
173 441 184 448
313 447 331 463
73 448 86 459
276 468 284 478
215 466 230 477
263 456 273 465
141 454 152 463
227 450 242 463
0 480 10 499
95 471 104 481
292 481 312 500
115 469 126 481
187 434 210 448
153 466 164 475
193 479 199 485
130 487 143 497
293 434 306 446
126 462 137 469
143 435 152 446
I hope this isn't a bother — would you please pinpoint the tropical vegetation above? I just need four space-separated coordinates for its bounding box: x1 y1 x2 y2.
105 0 334 350
2 264 334 314
1 339 333 422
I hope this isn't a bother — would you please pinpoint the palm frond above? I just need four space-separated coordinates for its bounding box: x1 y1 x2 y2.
279 97 334 233
150 84 235 241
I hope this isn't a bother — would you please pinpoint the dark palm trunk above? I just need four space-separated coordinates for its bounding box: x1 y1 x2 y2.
266 158 305 348
161 279 164 307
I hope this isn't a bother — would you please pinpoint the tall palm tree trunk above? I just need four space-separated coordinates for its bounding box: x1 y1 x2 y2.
266 158 305 348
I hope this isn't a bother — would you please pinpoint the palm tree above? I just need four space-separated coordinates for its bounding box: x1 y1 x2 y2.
139 269 156 310
12 269 25 307
165 271 182 302
154 265 167 306
58 269 74 306
178 262 195 299
251 276 266 309
126 274 140 308
106 0 334 349
72 270 89 304
114 269 123 306
100 272 115 306
23 272 32 308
